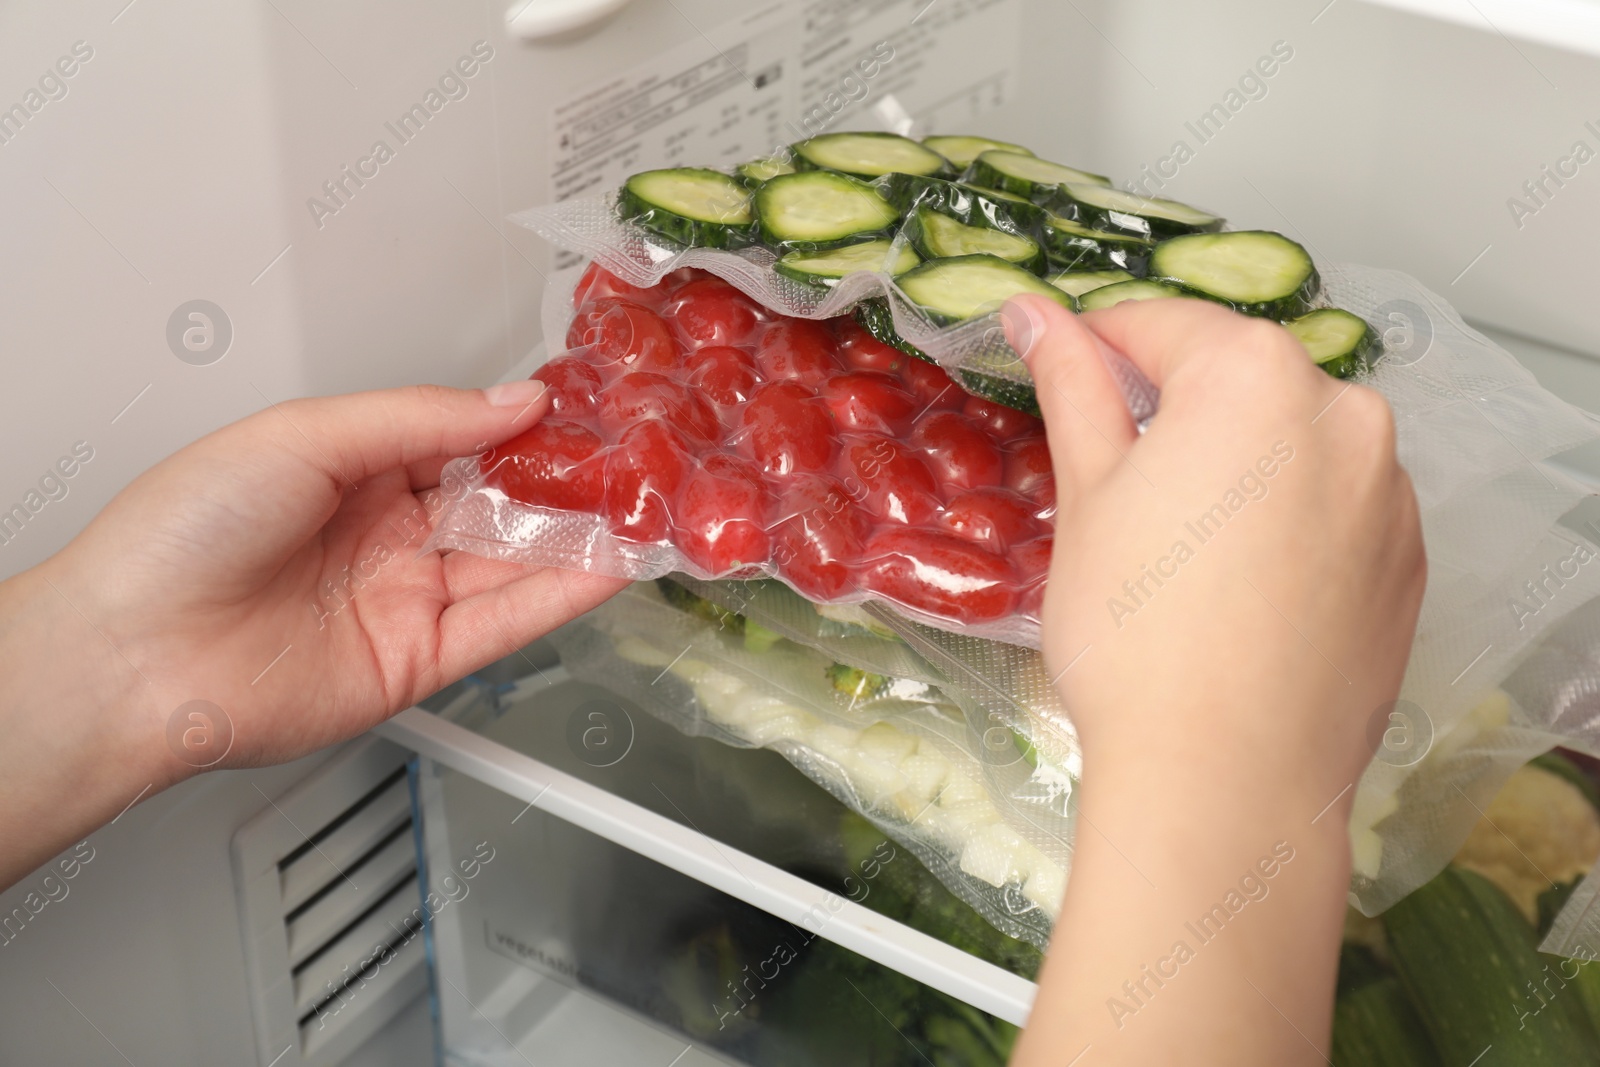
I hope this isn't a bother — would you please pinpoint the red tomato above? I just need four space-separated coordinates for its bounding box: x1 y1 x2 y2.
839 435 940 525
1003 436 1054 501
740 381 837 476
963 395 1044 441
675 453 772 575
940 488 1043 551
686 346 760 409
911 412 1003 490
1012 536 1053 618
819 372 919 436
597 372 719 444
659 266 704 293
602 422 692 542
483 420 605 511
900 357 964 411
565 299 680 372
771 475 872 600
532 358 602 418
571 261 660 308
859 527 1018 623
664 276 763 348
756 319 838 383
834 317 905 374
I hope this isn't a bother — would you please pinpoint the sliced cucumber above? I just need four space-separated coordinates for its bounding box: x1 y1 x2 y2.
618 168 754 249
735 155 795 186
754 171 900 251
1051 182 1224 239
1042 215 1153 274
853 301 1042 415
1285 308 1378 379
774 239 919 288
922 135 1033 168
1150 231 1319 318
792 132 951 179
962 184 1033 205
1078 279 1188 311
897 254 1076 324
1047 269 1136 298
879 174 1047 234
904 207 1045 273
854 300 931 362
966 150 1111 197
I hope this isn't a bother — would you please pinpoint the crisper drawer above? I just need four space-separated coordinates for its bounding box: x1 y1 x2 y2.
379 667 1038 1067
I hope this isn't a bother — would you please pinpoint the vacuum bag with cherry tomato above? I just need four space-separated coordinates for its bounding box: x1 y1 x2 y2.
433 260 1060 648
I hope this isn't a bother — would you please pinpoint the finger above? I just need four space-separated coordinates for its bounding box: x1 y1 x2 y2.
1001 294 1139 501
439 552 544 603
435 568 628 682
258 380 548 488
1079 297 1286 390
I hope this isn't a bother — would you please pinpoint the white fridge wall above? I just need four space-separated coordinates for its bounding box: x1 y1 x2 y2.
7 1 1600 1064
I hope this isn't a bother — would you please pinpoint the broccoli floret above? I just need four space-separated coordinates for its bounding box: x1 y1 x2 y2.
743 620 783 654
656 577 745 635
827 663 892 702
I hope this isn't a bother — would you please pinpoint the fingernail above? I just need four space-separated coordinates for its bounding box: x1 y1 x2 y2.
484 378 545 408
1001 299 1047 363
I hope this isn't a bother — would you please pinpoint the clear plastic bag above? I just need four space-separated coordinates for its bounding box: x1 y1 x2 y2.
547 580 1074 948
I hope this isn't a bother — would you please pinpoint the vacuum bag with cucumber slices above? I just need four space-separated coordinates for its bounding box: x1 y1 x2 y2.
547 578 1078 948
423 128 1600 946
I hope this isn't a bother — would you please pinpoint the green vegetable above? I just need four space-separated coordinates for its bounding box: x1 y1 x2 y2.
853 299 932 362
1285 308 1378 380
1385 866 1597 1064
1041 214 1152 274
827 663 892 702
1048 182 1223 239
1149 230 1319 319
617 168 755 249
743 620 783 654
656 576 747 635
792 131 952 179
1046 268 1135 298
922 135 1033 169
1078 279 1189 311
852 299 1041 416
736 154 795 186
896 254 1076 325
965 149 1111 197
773 239 918 288
754 170 900 252
1332 976 1443 1067
903 206 1046 274
877 173 1047 233
1532 751 1600 813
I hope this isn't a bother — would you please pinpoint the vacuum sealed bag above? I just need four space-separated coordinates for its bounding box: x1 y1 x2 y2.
424 128 1600 948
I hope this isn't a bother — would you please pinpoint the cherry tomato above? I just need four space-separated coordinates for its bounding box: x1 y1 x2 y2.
740 381 837 476
820 371 919 436
659 266 705 293
598 371 719 444
839 435 940 525
566 299 680 371
756 319 838 383
900 357 964 411
772 474 871 600
859 526 1018 623
834 317 905 374
572 261 660 308
532 358 602 418
1003 436 1054 501
911 412 1003 490
686 346 760 409
940 488 1043 551
483 420 605 511
1012 536 1053 618
963 395 1044 441
664 276 763 348
675 453 772 575
601 422 692 542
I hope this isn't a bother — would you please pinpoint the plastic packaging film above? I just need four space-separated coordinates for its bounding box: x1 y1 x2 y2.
420 141 1600 946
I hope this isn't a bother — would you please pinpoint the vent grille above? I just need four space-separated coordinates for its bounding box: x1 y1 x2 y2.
233 739 428 1067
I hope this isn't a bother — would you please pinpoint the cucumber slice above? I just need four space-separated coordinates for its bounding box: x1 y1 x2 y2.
1047 269 1136 298
1285 308 1378 379
922 135 1033 168
879 174 1047 234
966 150 1112 197
897 254 1076 324
735 155 795 186
773 239 919 288
854 300 931 361
618 168 754 249
904 207 1044 273
1052 183 1224 239
962 184 1033 205
1150 231 1319 318
754 171 900 251
1078 279 1188 311
1042 215 1153 274
792 132 951 179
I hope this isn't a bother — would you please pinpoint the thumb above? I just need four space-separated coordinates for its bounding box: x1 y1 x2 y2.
1000 295 1138 506
259 379 548 487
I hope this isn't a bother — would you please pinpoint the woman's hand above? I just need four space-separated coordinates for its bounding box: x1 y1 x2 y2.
0 380 625 887
1006 296 1424 1065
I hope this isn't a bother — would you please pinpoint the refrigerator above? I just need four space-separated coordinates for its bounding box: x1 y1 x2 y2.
6 0 1600 1063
